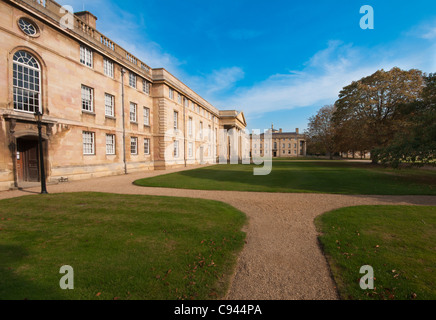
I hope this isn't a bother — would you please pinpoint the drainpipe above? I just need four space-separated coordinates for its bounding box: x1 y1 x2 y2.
183 99 187 167
121 68 127 174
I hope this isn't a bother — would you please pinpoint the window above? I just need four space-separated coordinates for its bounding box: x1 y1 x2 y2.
188 142 193 158
143 107 150 126
18 18 38 36
129 72 136 88
105 93 115 117
131 137 138 155
80 45 93 67
178 93 182 104
192 103 196 111
81 85 93 112
106 134 116 155
144 138 150 155
83 132 95 155
103 58 114 78
13 51 40 113
130 102 137 122
184 98 189 108
169 87 174 99
208 125 211 141
274 142 277 149
174 111 178 130
188 117 193 137
143 79 151 95
174 140 179 158
199 122 203 139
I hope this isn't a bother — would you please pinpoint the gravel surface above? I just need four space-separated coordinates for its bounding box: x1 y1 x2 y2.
1 166 436 300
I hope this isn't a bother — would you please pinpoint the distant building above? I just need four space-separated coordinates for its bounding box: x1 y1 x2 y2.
250 125 306 158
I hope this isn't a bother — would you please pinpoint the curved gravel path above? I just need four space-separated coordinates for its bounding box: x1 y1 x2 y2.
1 166 436 300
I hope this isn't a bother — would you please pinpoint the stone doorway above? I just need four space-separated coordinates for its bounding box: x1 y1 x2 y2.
16 137 40 183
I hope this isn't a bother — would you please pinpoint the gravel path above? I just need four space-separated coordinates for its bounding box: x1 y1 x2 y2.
1 166 436 300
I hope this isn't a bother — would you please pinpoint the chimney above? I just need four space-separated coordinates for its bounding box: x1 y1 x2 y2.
279 128 283 133
296 128 299 134
75 11 98 29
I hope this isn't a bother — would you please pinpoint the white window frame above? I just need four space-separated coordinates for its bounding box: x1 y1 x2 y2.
129 72 137 88
199 121 203 139
81 85 94 112
144 138 150 155
174 111 178 130
143 107 150 126
130 102 137 122
131 137 138 155
105 93 115 117
174 140 179 158
188 142 193 158
106 134 116 155
103 58 114 78
169 87 174 99
80 45 93 67
13 51 41 114
83 131 95 155
143 79 151 95
188 117 193 137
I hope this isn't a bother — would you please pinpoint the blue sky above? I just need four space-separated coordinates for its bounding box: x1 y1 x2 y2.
58 0 436 132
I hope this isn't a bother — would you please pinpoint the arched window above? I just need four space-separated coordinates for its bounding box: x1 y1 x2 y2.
13 51 41 113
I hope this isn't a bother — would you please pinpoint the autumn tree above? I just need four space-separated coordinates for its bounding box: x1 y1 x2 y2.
306 105 336 159
333 67 424 162
372 73 436 167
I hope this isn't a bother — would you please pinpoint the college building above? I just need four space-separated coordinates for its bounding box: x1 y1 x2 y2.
0 0 248 191
250 125 307 158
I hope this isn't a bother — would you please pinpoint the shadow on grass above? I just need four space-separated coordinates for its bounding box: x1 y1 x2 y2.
0 244 65 300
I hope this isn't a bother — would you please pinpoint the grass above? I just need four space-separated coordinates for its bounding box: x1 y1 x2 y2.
315 205 436 300
0 192 246 300
134 161 436 195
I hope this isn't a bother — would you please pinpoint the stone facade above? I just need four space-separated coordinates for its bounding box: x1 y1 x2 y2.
250 126 307 158
0 0 247 191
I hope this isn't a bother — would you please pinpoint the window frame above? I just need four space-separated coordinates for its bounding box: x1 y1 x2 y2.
129 72 137 88
130 137 138 155
81 85 94 113
106 134 116 155
130 102 137 123
12 51 41 114
143 107 150 126
144 138 150 155
103 58 114 78
80 45 93 68
83 131 95 155
104 93 115 117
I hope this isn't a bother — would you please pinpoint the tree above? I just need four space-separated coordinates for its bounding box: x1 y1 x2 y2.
333 67 424 162
372 73 436 167
306 105 336 159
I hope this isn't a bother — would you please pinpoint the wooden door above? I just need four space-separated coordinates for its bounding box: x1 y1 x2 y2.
17 139 39 182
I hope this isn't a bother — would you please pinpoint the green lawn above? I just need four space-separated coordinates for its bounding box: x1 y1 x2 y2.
315 205 436 300
134 161 436 195
0 193 246 300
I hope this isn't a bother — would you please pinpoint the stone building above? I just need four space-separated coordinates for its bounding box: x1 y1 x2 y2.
0 0 247 191
250 125 307 158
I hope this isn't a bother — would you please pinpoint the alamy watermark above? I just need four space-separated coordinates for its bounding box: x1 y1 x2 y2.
359 265 374 290
360 5 374 30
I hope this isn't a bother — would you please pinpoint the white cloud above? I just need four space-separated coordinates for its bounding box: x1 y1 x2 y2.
212 37 436 115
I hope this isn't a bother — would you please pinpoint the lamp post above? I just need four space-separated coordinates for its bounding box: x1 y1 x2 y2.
34 108 48 194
